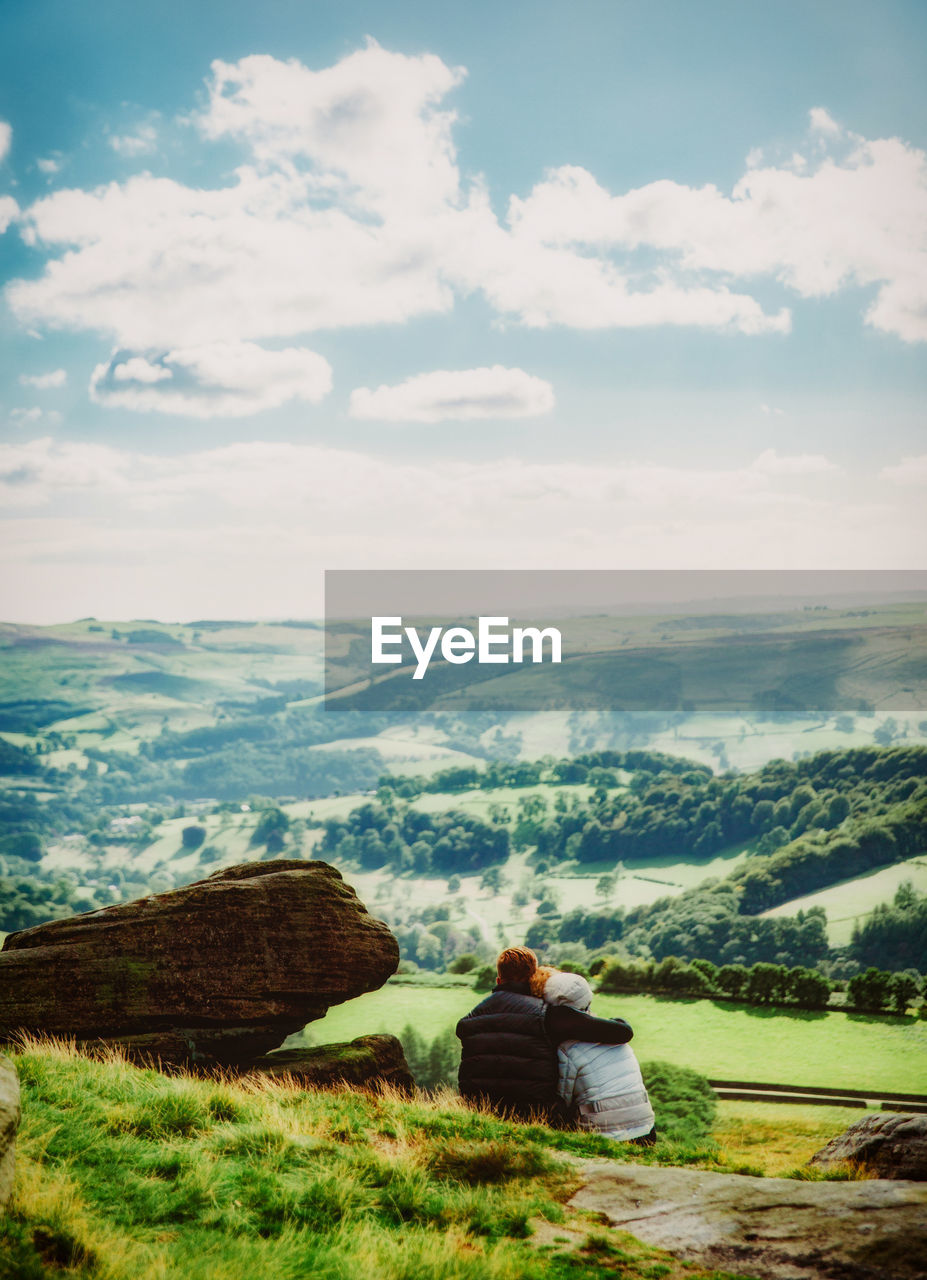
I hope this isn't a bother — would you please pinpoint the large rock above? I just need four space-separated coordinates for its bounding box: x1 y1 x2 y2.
0 861 398 1067
567 1159 927 1280
0 1056 20 1212
809 1112 927 1182
249 1034 414 1094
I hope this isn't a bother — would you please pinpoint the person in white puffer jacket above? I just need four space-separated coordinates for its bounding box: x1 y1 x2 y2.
538 969 656 1145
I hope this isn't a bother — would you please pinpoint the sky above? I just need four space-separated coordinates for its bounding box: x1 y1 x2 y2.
0 0 925 622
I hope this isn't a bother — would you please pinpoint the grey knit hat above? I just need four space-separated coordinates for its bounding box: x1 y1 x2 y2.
541 970 593 1011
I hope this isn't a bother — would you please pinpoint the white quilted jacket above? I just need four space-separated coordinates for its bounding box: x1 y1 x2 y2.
558 1040 655 1140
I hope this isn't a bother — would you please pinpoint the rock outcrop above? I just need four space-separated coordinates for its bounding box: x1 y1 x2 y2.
808 1112 927 1182
248 1034 414 1094
0 1055 20 1212
567 1159 927 1280
0 861 398 1068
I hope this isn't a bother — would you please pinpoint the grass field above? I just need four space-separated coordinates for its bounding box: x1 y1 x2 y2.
3 1040 758 1280
310 984 927 1095
761 855 927 945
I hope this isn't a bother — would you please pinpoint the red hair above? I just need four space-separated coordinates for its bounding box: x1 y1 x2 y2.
496 946 538 983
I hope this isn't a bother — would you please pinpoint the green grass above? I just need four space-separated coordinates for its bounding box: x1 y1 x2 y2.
3 1040 743 1280
311 986 927 1095
761 855 927 946
712 1100 867 1176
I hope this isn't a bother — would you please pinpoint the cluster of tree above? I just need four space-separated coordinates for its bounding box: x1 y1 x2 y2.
529 887 830 970
0 698 86 732
0 738 43 777
0 873 100 932
596 954 833 1009
378 748 704 801
184 745 383 802
845 966 923 1014
849 883 927 973
141 705 388 761
370 898 484 972
75 741 383 805
531 745 925 870
0 831 43 862
319 803 509 878
731 795 927 914
398 1024 460 1090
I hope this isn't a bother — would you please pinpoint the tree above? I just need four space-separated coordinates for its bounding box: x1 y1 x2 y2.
717 964 748 999
847 967 893 1012
252 807 290 846
887 971 920 1015
746 962 785 1005
181 825 206 850
425 1029 459 1090
399 1023 427 1082
788 966 831 1009
827 794 851 827
479 866 505 894
595 872 617 901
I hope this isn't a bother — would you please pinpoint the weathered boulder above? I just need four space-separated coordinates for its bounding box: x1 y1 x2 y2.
248 1034 414 1094
0 1055 20 1212
567 1159 927 1280
809 1112 927 1182
0 861 398 1068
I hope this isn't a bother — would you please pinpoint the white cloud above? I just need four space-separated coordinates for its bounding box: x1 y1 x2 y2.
8 167 455 346
112 356 173 384
19 368 67 389
9 408 62 429
0 437 841 515
0 121 10 163
37 156 61 175
9 407 43 425
809 107 841 136
349 366 555 422
0 195 18 234
0 437 126 505
506 127 927 341
197 41 465 216
752 448 837 475
4 47 927 351
89 340 332 418
881 454 927 486
2 436 917 620
109 124 158 157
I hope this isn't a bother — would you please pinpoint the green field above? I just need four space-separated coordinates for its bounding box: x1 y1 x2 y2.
761 855 927 945
311 983 927 1095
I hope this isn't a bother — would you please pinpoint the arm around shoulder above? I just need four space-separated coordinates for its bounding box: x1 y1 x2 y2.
545 1005 633 1045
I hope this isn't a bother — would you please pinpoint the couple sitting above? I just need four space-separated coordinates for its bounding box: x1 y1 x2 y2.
456 946 656 1144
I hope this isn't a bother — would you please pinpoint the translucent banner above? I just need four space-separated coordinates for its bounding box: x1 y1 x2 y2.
322 570 927 714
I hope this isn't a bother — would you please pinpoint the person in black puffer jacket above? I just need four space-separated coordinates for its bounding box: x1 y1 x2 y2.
456 946 633 1124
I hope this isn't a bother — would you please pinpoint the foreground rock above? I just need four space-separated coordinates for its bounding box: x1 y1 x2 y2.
0 861 398 1068
0 1056 20 1211
248 1034 414 1094
567 1159 927 1280
809 1112 927 1182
